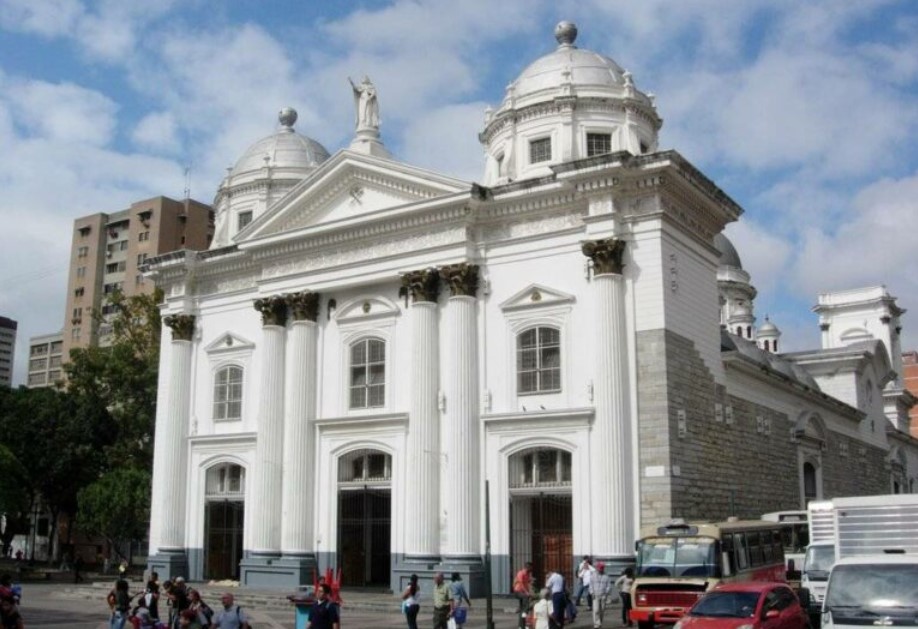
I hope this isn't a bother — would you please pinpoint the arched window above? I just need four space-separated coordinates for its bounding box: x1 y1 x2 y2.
509 447 572 488
213 365 243 420
205 463 245 498
803 462 818 504
736 326 743 337
517 327 561 394
350 338 385 409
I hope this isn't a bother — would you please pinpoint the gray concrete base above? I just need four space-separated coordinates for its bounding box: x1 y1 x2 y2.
240 553 310 588
592 555 636 580
392 554 487 597
148 550 188 581
439 556 486 597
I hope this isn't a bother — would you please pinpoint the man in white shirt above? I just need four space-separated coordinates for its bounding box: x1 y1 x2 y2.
545 571 566 629
575 556 596 609
590 562 614 628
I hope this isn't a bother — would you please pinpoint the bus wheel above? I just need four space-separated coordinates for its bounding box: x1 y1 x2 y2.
638 622 654 629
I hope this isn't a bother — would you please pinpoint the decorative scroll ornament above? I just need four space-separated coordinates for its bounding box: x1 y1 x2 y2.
439 263 480 298
163 314 196 341
400 268 441 303
253 296 288 327
582 238 627 275
285 291 320 322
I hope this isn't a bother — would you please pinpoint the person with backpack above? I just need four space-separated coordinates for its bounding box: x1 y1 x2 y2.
107 578 134 629
188 590 214 629
212 593 249 629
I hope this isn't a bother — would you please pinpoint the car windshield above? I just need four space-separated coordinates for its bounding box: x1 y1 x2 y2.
636 537 718 578
825 564 918 612
803 545 835 578
690 592 760 618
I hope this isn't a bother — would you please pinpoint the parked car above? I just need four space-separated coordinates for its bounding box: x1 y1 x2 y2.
673 582 810 629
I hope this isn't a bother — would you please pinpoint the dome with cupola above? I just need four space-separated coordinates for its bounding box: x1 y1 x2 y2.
211 107 330 248
480 21 662 185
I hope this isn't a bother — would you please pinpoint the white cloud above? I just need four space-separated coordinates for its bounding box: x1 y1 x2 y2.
133 111 179 153
3 77 118 145
723 221 793 298
0 0 83 38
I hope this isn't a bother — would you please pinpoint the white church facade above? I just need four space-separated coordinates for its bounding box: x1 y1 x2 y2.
146 22 918 592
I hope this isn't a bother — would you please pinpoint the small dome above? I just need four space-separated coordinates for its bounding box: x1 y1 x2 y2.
714 233 743 269
511 24 629 105
231 107 330 176
758 316 780 336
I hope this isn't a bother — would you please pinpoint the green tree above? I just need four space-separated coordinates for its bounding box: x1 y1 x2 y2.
66 287 162 468
77 467 151 562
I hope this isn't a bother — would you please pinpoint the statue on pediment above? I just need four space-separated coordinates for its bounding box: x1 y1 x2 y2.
349 76 380 131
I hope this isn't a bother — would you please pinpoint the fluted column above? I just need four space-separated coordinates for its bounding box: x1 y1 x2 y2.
154 314 196 552
440 263 481 559
249 296 287 556
582 239 633 559
401 269 442 559
281 292 320 557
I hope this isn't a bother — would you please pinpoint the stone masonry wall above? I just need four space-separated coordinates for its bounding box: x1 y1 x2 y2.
821 433 890 497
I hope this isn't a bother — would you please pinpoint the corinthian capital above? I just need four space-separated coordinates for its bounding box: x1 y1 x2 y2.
253 296 288 327
401 268 441 303
439 263 480 298
582 238 626 275
285 291 320 322
163 314 196 341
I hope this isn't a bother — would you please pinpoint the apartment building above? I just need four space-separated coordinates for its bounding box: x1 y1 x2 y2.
62 196 214 360
26 332 63 388
0 316 16 387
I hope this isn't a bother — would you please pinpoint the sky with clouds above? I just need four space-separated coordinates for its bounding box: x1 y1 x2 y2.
1 0 917 385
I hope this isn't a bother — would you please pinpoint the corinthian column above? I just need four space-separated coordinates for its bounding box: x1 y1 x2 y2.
582 239 633 562
149 314 195 575
248 296 287 556
401 269 442 560
281 292 320 562
440 263 481 559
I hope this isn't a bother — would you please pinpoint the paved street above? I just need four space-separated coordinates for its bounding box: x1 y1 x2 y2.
17 583 627 629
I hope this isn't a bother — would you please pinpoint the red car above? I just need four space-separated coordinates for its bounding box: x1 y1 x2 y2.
673 582 810 629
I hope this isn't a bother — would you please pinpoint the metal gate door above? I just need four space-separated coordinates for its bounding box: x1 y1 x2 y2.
510 493 573 587
204 500 244 580
337 487 391 587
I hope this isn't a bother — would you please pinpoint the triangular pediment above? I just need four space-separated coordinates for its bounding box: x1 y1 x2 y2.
204 332 255 355
500 283 576 312
239 149 469 242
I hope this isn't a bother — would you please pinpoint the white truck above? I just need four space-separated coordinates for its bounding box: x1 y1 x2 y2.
820 494 918 629
800 500 835 618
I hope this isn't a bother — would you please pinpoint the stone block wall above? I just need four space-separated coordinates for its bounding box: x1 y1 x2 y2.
821 433 890 497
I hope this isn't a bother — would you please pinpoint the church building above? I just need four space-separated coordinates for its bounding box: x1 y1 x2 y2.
146 22 918 592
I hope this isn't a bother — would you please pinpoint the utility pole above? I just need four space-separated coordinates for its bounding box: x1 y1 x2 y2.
484 480 495 629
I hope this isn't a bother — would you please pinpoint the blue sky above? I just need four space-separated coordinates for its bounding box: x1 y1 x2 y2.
1 0 918 385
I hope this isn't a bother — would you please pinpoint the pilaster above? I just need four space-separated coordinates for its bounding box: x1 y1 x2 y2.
148 314 195 577
583 240 634 569
403 269 442 560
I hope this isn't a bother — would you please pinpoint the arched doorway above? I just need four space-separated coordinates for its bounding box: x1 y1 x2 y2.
204 463 245 580
337 449 392 587
509 447 573 587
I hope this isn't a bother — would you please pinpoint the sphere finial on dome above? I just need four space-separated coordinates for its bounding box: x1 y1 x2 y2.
554 21 578 47
278 107 298 130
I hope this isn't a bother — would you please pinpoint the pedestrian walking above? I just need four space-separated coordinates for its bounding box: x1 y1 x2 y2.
401 573 421 629
545 569 566 629
107 578 133 629
575 556 595 609
0 588 23 629
532 588 551 629
169 578 190 629
431 572 452 629
512 561 533 626
448 572 471 628
73 554 85 583
212 593 249 629
614 568 635 627
144 572 161 620
590 562 613 628
307 583 340 629
188 590 214 629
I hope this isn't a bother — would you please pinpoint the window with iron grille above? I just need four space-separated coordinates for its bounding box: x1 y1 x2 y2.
214 365 243 420
350 338 385 409
517 327 561 394
529 137 552 164
586 133 612 157
238 211 253 231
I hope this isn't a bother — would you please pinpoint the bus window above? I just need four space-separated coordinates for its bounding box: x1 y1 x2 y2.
722 535 735 576
763 532 774 563
733 533 748 570
748 532 764 566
